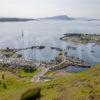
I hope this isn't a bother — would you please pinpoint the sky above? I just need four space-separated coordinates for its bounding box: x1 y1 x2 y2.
0 0 100 18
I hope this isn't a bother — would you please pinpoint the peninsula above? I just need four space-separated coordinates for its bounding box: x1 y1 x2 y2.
0 18 35 22
60 33 100 44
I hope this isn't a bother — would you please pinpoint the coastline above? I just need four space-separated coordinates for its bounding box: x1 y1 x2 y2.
60 33 100 44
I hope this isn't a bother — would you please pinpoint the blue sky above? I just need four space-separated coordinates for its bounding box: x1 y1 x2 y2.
0 0 100 18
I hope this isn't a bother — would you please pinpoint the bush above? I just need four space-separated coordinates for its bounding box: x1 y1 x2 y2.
20 87 41 100
2 74 5 80
24 67 36 73
3 82 7 89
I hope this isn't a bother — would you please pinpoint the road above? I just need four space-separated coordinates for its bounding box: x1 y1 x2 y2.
31 59 72 82
31 67 50 82
31 50 90 82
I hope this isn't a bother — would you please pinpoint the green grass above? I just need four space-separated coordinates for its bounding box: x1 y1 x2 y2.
0 65 100 100
18 68 42 77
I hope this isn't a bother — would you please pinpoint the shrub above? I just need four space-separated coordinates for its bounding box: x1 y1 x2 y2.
24 67 36 73
2 82 7 89
20 87 41 100
2 74 5 80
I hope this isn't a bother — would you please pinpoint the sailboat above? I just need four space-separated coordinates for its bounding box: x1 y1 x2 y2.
22 31 24 38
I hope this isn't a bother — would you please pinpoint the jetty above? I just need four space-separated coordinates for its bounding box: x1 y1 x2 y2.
31 50 91 82
65 56 91 68
31 57 90 82
0 45 46 52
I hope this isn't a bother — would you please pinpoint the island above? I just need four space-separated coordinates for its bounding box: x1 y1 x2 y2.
38 15 100 21
60 33 100 44
0 18 35 22
38 15 75 20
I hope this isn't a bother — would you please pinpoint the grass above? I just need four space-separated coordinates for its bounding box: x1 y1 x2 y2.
18 67 42 77
62 34 100 44
0 65 100 100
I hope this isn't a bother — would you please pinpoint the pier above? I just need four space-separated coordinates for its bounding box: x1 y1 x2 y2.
51 50 90 69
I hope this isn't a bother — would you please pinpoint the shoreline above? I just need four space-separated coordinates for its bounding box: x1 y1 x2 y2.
60 33 100 44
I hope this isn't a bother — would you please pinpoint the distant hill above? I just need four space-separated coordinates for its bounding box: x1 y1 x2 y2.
0 18 35 22
38 15 100 21
0 16 100 22
38 15 75 20
75 17 100 21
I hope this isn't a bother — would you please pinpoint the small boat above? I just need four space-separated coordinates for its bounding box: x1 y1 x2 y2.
21 31 24 38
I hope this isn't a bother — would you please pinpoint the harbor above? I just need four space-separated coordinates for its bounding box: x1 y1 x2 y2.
0 46 91 68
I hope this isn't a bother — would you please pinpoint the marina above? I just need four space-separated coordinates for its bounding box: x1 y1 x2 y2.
0 47 91 82
0 20 100 74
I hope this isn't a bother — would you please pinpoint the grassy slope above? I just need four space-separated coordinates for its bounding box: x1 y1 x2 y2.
0 65 100 100
18 68 42 77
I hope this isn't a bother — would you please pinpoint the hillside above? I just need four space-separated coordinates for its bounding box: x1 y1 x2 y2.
0 16 100 22
38 15 75 20
0 65 100 100
0 18 35 22
38 15 100 21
